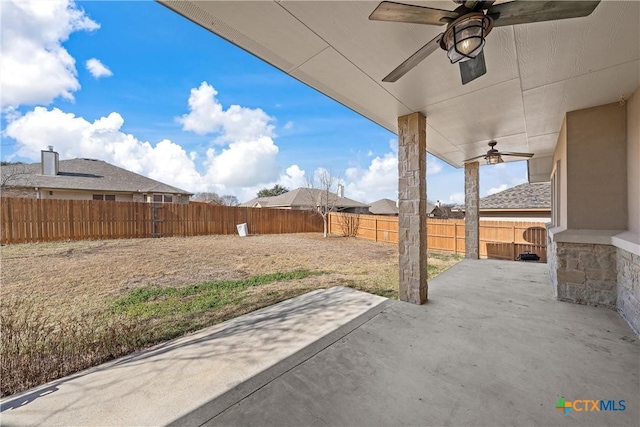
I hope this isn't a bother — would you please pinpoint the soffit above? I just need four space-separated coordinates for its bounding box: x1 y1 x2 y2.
159 0 640 168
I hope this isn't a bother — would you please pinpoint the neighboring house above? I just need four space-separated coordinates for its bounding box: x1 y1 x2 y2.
428 203 465 220
478 182 551 222
1 147 192 203
240 187 369 214
449 183 551 222
368 198 398 216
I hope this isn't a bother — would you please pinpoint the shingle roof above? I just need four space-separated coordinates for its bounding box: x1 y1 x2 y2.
369 198 398 215
240 188 368 209
480 182 550 210
240 197 271 207
1 159 192 195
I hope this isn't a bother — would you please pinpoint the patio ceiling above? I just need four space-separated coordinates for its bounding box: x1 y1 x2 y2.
159 0 639 168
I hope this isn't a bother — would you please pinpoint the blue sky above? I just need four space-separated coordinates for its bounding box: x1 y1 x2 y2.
1 0 527 203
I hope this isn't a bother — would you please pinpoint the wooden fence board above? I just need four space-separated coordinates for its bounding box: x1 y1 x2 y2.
328 213 547 262
0 198 323 244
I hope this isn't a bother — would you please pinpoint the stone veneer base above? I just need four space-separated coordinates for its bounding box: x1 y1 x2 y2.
617 248 640 335
549 240 617 309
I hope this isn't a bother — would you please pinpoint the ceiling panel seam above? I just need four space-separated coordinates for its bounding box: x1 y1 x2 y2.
426 124 459 154
288 45 332 74
521 58 640 94
462 131 528 147
276 1 413 113
529 131 562 139
512 25 531 151
416 77 521 111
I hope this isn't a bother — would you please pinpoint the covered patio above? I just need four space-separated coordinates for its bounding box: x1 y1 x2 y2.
159 0 640 328
1 260 637 425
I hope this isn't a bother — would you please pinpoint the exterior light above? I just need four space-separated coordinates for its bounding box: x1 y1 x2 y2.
441 13 493 64
486 152 503 165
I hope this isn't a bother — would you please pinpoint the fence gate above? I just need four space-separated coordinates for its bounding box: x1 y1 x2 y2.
151 203 164 238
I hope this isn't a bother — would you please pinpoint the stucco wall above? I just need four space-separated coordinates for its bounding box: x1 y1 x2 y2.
40 190 134 202
566 102 628 230
552 119 568 229
1 187 39 198
627 87 640 235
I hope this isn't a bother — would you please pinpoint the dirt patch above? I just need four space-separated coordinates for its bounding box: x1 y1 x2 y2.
1 233 460 313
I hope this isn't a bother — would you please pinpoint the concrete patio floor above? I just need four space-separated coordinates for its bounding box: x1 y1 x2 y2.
2 259 638 426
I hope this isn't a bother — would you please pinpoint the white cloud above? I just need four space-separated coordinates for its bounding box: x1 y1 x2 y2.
344 152 397 202
178 81 275 144
341 148 444 203
4 83 302 200
449 192 465 204
427 156 443 175
176 81 284 188
203 137 280 187
85 58 112 79
283 121 293 130
487 183 508 196
1 0 99 108
278 165 307 189
4 107 203 192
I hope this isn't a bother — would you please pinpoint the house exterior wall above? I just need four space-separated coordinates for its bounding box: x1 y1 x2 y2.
1 187 39 198
479 210 550 222
627 89 640 235
566 102 627 230
3 189 189 204
552 118 568 228
616 87 640 335
549 89 640 335
39 190 134 202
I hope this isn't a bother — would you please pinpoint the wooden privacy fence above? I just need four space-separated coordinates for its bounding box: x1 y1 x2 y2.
0 198 323 244
328 213 547 262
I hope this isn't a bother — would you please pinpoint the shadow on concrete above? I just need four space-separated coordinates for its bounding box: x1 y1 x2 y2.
0 287 387 426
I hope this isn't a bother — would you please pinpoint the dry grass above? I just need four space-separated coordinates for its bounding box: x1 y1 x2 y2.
0 233 461 397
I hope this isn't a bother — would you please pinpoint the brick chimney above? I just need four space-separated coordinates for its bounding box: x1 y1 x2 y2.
41 146 59 176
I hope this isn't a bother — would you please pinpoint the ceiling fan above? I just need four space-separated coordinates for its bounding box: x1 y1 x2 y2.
464 141 533 164
369 0 601 84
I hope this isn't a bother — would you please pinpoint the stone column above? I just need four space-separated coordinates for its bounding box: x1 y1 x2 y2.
397 112 427 304
464 161 479 259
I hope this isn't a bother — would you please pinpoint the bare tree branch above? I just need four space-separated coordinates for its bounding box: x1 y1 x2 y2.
305 169 342 238
220 195 239 206
1 162 33 192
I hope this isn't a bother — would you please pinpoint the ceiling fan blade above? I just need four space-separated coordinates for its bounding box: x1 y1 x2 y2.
369 1 458 26
463 154 487 163
489 1 601 27
500 152 534 158
459 50 487 85
383 33 443 82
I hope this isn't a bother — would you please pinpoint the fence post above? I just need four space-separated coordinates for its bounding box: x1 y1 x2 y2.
511 223 516 260
453 222 458 255
374 216 378 242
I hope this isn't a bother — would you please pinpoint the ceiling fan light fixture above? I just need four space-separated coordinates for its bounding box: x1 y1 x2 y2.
442 13 493 64
486 152 503 165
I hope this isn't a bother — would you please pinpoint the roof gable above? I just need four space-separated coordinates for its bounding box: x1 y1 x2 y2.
243 187 368 208
480 182 551 210
369 198 398 215
1 159 192 195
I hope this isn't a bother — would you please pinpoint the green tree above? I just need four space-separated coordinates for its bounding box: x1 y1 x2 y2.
257 184 289 198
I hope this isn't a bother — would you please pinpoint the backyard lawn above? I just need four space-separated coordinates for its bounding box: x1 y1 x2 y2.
1 233 461 397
